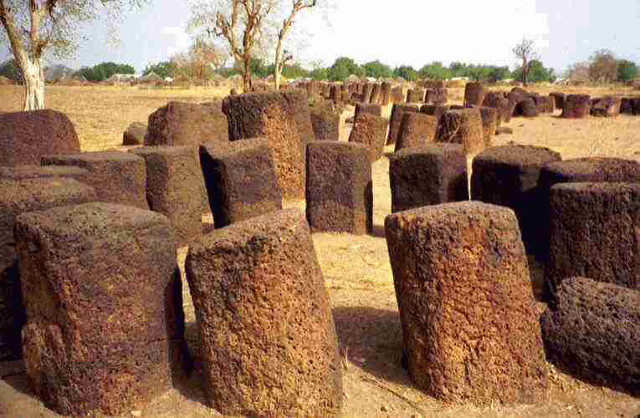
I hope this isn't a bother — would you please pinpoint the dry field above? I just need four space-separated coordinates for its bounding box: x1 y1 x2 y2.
1 84 640 418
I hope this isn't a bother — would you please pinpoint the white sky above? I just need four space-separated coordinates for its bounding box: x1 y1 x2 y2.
1 0 639 74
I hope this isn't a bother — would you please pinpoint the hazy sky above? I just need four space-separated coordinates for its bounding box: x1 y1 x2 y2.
1 0 639 74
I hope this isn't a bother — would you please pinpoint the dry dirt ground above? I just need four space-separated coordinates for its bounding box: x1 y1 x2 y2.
1 85 640 417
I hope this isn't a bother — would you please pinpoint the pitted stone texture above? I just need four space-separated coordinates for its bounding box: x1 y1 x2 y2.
15 202 184 416
123 122 147 146
131 146 207 247
42 151 149 210
406 88 426 103
185 209 343 417
222 90 314 198
561 94 591 119
385 202 548 404
471 145 562 256
463 82 485 107
395 113 436 152
478 107 497 148
425 88 447 105
539 157 640 188
199 138 282 228
550 92 565 110
435 108 485 154
541 277 640 393
390 144 468 213
420 104 450 125
145 101 228 146
0 178 96 360
0 165 88 181
0 110 80 167
310 103 340 141
388 103 420 145
590 96 621 117
306 142 372 234
515 98 539 117
348 114 390 162
546 183 639 294
355 103 382 118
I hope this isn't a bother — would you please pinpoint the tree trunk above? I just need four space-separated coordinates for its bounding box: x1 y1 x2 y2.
242 57 252 92
522 58 528 87
274 39 283 90
23 58 45 111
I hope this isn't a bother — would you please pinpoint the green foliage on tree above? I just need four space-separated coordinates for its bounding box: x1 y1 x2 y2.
362 60 393 79
75 62 136 82
512 60 555 83
0 59 23 82
328 57 364 81
143 61 176 79
393 65 417 81
309 67 328 81
418 62 450 80
617 60 638 82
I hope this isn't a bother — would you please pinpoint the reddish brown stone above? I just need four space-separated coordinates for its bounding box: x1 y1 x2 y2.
471 145 562 256
306 142 372 234
425 88 447 105
222 90 314 198
561 94 591 118
546 183 639 295
0 178 96 360
435 108 485 154
348 114 389 162
389 144 468 213
387 103 420 145
385 202 548 404
381 82 392 105
478 107 497 148
123 122 147 146
355 103 382 118
310 102 340 141
0 110 80 167
370 83 382 104
42 151 149 210
391 86 404 104
540 277 640 393
420 104 450 126
329 85 340 104
0 165 87 181
590 96 621 117
515 98 539 117
406 88 426 103
199 138 282 228
395 113 436 152
145 101 228 146
131 146 207 247
362 83 373 103
15 202 184 416
185 209 343 416
620 97 640 115
463 82 485 107
539 157 640 188
550 92 565 110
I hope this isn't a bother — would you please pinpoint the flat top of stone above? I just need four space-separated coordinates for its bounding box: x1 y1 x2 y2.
131 145 196 157
386 201 510 224
475 145 562 166
393 104 420 110
0 178 95 206
551 181 640 194
557 276 640 302
200 138 268 157
43 151 144 163
543 157 640 181
0 165 88 180
189 208 303 253
392 143 465 159
308 141 369 152
15 202 169 238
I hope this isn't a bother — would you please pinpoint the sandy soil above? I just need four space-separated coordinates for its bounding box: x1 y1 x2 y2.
1 85 639 418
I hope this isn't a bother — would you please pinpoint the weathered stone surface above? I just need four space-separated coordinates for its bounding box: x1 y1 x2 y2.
348 114 389 162
0 165 88 181
546 183 639 294
515 98 539 117
420 104 450 125
310 102 340 141
123 122 147 146
550 92 565 110
541 277 640 393
425 88 447 105
385 202 548 404
306 142 372 234
471 145 562 255
561 94 591 119
478 107 497 148
495 126 513 135
406 88 425 103
381 82 392 105
0 110 80 167
145 101 228 146
390 86 404 104
199 138 282 228
185 209 343 416
590 96 621 117
42 151 149 210
222 90 314 198
0 178 96 360
387 103 420 145
435 108 485 154
131 146 207 247
14 202 185 416
463 82 485 107
395 113 436 152
355 103 382 118
539 157 640 188
370 83 382 104
389 144 468 213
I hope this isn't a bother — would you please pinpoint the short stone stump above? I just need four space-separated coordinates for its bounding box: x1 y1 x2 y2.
185 209 343 416
15 202 184 416
348 114 390 162
306 142 372 234
355 103 382 118
310 102 340 141
561 94 591 119
385 202 548 404
463 81 485 107
435 108 485 154
389 144 468 213
42 151 149 210
387 103 420 145
395 113 437 152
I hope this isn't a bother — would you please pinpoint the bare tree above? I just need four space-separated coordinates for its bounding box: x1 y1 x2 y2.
588 49 618 83
0 0 146 111
273 0 316 89
190 0 273 92
512 38 539 86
